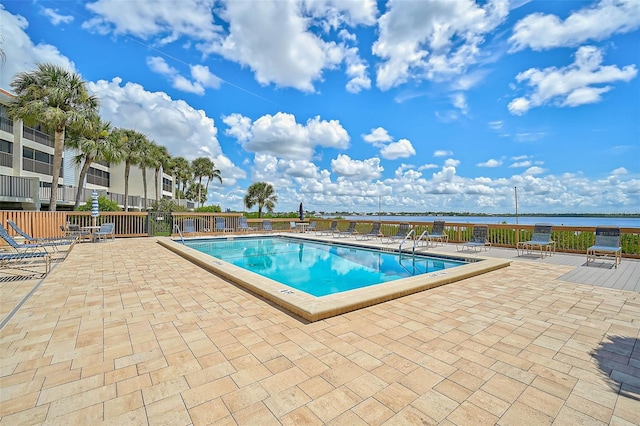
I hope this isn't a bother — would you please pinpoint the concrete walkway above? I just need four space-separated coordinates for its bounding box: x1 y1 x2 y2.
1 237 639 424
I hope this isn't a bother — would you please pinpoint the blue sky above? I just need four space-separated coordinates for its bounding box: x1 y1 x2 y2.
1 0 639 214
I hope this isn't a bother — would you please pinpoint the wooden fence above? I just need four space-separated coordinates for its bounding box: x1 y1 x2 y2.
1 212 638 259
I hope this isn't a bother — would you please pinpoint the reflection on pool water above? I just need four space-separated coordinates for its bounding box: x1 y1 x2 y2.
184 236 468 297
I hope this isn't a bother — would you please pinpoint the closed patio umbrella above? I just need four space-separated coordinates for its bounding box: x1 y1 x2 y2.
91 190 99 227
299 202 304 221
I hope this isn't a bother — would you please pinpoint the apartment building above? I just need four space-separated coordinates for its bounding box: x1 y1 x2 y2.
0 88 182 211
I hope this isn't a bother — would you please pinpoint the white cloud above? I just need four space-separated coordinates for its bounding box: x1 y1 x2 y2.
373 0 509 90
451 92 468 114
0 5 77 86
380 139 416 160
509 0 640 51
87 77 244 185
223 112 349 160
40 7 74 25
362 127 415 160
508 46 637 114
434 150 453 157
477 159 503 167
83 0 222 42
331 154 383 179
510 160 531 168
202 1 376 92
488 120 503 130
146 56 221 95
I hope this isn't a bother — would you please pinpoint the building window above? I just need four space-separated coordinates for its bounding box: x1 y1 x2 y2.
0 138 12 167
162 177 172 192
0 106 13 134
22 146 57 176
87 166 110 187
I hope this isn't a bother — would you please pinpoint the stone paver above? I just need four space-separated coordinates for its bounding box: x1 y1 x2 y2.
1 237 639 424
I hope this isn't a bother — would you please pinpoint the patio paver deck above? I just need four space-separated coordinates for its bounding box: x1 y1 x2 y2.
1 237 639 425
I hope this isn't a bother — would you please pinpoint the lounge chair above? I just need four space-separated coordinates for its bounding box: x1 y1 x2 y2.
263 220 273 231
427 220 449 246
355 222 382 240
1 222 73 254
8 220 75 244
94 223 115 242
0 251 51 277
382 223 411 244
237 217 255 232
587 226 622 268
334 221 357 238
457 225 491 252
215 217 232 233
317 221 338 236
289 221 299 232
517 223 554 258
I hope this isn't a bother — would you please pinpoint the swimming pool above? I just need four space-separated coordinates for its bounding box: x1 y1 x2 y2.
159 235 511 321
183 236 467 296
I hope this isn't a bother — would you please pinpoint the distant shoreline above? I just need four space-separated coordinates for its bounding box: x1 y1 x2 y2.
349 212 640 218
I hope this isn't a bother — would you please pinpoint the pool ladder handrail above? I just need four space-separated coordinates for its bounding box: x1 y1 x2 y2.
413 230 430 253
174 224 185 243
398 229 415 252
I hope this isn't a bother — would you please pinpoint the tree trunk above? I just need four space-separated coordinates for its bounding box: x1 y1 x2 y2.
49 128 65 211
142 166 148 210
154 168 160 203
74 155 93 209
124 161 130 212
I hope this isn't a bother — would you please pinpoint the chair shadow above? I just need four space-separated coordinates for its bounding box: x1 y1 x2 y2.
591 336 640 401
581 261 617 269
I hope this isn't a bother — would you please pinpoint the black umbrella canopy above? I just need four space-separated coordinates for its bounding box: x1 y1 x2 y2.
299 203 304 221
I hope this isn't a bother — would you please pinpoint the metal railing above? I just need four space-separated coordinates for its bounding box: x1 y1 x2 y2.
22 126 53 147
1 212 638 258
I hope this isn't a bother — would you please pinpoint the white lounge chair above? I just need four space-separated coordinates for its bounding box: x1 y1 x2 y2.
427 220 449 246
517 223 555 258
382 223 411 244
355 222 382 240
334 221 357 238
457 225 491 252
587 226 621 268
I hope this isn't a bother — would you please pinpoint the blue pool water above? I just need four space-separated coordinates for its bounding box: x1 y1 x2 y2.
183 236 468 297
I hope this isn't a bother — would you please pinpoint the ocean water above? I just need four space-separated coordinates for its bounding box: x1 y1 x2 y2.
340 215 640 228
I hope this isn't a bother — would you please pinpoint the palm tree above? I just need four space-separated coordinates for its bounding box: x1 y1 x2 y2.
244 182 278 218
7 63 99 210
66 113 118 209
168 156 191 203
150 145 171 204
113 128 146 211
192 157 221 207
137 137 156 210
204 162 222 199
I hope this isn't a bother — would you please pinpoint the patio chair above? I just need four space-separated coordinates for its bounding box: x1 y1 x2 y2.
317 221 338 236
517 223 555 258
64 224 92 242
0 251 51 277
355 222 382 241
215 217 232 233
263 220 273 231
334 221 357 238
382 223 411 244
307 221 317 233
237 217 255 232
587 226 622 268
182 219 196 235
427 220 449 246
289 221 298 232
0 223 73 254
94 223 115 242
457 225 491 252
8 220 75 244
